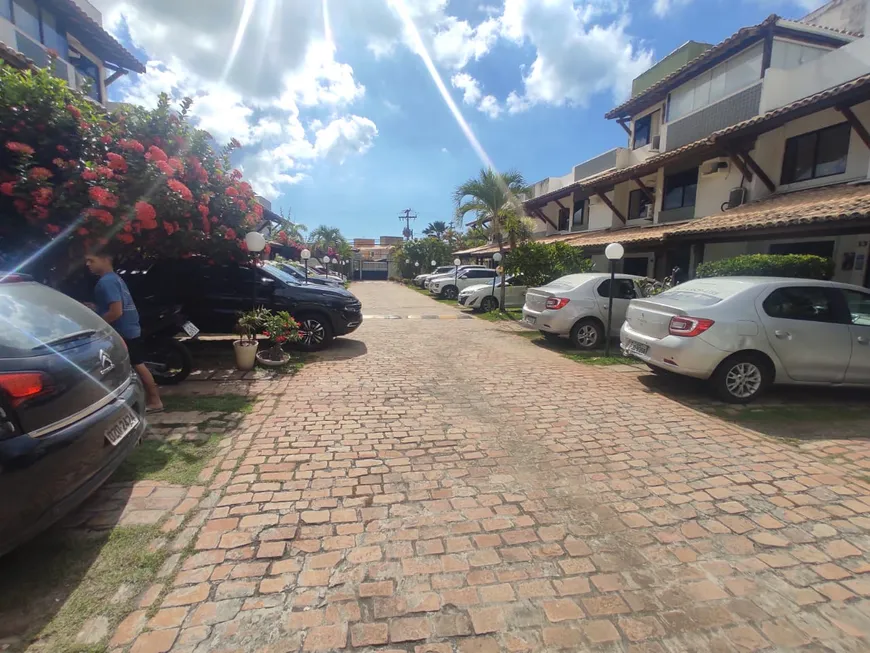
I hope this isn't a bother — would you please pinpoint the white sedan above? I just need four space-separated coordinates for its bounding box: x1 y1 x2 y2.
459 276 528 312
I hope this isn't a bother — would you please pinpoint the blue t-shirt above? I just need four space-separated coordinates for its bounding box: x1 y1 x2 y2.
95 272 141 339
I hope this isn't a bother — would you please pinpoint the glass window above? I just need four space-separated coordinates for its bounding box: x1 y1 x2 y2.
572 199 586 231
1 0 11 21
781 122 850 184
709 67 727 103
842 289 870 326
771 40 829 71
693 70 711 109
12 0 40 42
628 189 651 220
557 206 570 231
72 49 101 102
597 280 637 300
669 85 694 122
762 286 837 323
633 114 651 149
41 10 68 59
662 168 699 210
724 44 762 95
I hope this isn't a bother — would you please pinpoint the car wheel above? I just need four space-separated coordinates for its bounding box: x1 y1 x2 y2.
712 353 770 404
542 332 561 344
296 314 335 352
570 319 603 350
480 296 499 312
144 339 193 385
442 286 459 300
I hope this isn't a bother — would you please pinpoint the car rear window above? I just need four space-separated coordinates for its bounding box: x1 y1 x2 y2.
541 274 596 292
657 279 749 308
0 282 109 357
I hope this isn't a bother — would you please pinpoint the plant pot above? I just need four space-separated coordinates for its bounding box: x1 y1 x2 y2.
233 340 258 371
256 350 291 367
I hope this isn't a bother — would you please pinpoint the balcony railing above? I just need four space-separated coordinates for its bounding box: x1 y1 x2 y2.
666 82 762 151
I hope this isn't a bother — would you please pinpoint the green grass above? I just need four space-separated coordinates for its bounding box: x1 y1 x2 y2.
0 525 165 653
705 404 869 423
162 393 253 414
475 308 523 322
112 434 223 485
562 351 633 366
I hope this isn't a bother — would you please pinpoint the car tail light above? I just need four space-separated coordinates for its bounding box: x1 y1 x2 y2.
545 297 570 310
0 372 49 406
668 316 714 337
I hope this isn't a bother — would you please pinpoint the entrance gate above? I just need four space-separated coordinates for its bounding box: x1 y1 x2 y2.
357 260 390 280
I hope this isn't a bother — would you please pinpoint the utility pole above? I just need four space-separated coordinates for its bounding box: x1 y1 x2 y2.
399 209 418 240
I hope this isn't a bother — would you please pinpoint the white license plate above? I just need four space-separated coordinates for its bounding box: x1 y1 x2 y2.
181 321 200 337
525 316 536 325
105 412 139 446
626 340 649 356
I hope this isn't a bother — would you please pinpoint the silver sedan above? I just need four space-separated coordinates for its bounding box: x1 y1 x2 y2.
621 276 870 403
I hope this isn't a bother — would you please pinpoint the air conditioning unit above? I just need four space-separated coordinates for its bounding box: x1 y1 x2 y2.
702 159 729 176
638 204 652 220
651 135 661 151
726 187 747 209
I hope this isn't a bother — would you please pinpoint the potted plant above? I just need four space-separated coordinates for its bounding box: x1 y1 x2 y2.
234 308 267 371
256 310 301 367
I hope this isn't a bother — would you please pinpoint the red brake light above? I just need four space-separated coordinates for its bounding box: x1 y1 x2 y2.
669 316 715 337
545 297 570 310
0 372 46 403
0 273 30 283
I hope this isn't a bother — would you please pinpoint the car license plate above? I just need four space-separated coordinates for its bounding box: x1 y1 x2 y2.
626 340 649 356
105 412 139 446
525 316 536 325
181 321 200 337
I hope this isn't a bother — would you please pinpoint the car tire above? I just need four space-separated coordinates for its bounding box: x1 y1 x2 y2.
711 353 771 404
144 339 193 385
570 318 603 350
442 286 459 300
542 332 561 344
296 314 335 352
480 296 499 312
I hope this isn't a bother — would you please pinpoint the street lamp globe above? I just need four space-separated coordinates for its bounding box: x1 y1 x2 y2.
492 252 502 263
415 261 420 267
300 249 311 261
245 231 267 253
322 256 331 265
605 242 625 261
453 258 461 266
431 260 437 266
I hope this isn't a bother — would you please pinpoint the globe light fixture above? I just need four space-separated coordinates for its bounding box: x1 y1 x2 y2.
604 242 625 357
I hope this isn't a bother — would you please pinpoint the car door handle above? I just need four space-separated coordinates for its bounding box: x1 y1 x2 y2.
774 330 791 340
858 336 869 345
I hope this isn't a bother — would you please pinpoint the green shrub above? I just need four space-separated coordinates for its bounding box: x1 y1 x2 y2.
696 254 833 280
504 241 594 287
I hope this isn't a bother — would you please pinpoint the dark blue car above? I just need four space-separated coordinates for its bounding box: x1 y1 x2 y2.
0 274 146 555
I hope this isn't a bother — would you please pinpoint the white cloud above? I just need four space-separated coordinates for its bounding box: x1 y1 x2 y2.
91 0 377 201
441 147 449 153
478 95 502 119
451 73 503 119
652 0 691 17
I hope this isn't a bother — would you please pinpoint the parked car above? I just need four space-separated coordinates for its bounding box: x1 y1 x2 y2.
414 265 455 288
429 268 498 299
120 259 362 351
459 275 528 312
523 273 648 350
423 265 487 289
621 277 870 403
0 273 146 555
274 262 344 288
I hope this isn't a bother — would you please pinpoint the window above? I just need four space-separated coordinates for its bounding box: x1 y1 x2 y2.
771 40 828 71
557 206 570 231
628 189 651 220
762 286 836 323
1 0 10 21
12 0 40 41
662 168 698 210
572 199 586 231
72 51 102 102
768 240 835 258
597 279 637 300
668 43 762 122
781 122 850 184
633 114 651 149
842 290 870 327
41 10 68 59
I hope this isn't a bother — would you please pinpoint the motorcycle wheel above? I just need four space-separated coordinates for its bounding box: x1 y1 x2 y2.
144 339 193 386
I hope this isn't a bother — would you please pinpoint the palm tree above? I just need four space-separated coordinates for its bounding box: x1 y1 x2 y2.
453 168 529 310
310 226 347 257
423 220 448 240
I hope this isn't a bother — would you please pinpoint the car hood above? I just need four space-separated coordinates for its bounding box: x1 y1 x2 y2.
460 283 495 294
290 283 356 301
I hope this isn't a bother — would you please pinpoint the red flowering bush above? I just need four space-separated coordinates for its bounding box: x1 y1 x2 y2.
0 64 266 275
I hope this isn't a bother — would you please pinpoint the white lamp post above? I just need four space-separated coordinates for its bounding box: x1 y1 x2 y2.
604 242 625 357
245 232 267 310
491 251 503 303
323 256 331 276
431 259 437 272
453 257 461 293
301 248 311 283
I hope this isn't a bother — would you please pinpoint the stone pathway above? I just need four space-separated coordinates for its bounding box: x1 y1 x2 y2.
114 281 870 652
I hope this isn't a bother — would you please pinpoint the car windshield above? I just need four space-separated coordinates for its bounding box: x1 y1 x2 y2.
263 264 299 286
656 279 751 307
0 282 109 357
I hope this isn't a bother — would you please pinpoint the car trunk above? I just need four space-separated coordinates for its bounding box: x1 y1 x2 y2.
624 299 688 340
524 288 554 312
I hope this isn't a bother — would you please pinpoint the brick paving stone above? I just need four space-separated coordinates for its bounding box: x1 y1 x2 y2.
119 282 870 653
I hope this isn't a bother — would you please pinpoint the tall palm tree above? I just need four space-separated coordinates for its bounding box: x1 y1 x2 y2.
310 225 347 257
423 220 449 240
453 168 529 310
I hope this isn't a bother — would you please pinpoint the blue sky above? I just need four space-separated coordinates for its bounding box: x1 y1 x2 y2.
97 0 823 240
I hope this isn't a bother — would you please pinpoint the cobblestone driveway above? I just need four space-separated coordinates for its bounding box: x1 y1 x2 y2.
119 282 870 652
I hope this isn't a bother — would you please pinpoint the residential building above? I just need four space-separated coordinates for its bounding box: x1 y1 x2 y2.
0 0 144 105
462 0 870 288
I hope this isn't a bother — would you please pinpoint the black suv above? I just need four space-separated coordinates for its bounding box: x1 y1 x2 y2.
120 260 362 351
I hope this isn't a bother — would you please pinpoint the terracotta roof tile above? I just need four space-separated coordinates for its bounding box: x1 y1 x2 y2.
565 223 676 248
671 183 870 235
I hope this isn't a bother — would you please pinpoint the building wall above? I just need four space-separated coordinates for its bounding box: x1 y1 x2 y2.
802 0 867 34
631 41 713 97
573 149 619 181
747 101 870 201
588 192 619 230
694 159 744 218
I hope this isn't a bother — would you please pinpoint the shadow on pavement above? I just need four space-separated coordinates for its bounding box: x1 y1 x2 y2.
311 337 368 361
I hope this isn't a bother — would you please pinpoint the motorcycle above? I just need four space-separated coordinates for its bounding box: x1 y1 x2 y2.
139 303 199 385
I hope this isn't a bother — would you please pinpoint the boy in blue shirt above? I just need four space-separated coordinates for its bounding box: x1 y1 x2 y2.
85 250 163 412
